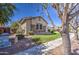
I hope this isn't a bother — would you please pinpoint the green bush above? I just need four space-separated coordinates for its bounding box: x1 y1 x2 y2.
48 29 50 32
51 30 54 33
32 37 40 42
32 37 42 44
51 30 56 34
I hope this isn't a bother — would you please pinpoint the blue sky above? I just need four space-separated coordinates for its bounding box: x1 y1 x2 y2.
9 3 61 27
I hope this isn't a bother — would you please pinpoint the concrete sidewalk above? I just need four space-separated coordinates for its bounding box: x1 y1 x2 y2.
15 33 74 55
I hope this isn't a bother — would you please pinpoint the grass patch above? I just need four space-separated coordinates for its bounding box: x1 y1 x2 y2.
31 32 61 44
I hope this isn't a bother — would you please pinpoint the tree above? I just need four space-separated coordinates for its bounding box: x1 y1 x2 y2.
10 21 19 33
42 3 79 54
0 3 16 25
70 15 79 41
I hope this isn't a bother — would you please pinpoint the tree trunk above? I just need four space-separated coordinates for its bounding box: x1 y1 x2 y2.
61 22 71 55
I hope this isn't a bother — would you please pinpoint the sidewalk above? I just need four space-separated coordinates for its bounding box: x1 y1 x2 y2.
47 35 79 55
15 33 74 55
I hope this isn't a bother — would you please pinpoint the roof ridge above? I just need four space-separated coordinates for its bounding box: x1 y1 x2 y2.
19 16 48 24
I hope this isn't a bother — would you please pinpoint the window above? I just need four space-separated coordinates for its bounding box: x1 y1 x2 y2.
36 24 42 30
36 24 39 29
40 24 42 29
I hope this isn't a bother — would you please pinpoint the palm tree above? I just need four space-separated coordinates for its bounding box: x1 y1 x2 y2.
0 3 16 26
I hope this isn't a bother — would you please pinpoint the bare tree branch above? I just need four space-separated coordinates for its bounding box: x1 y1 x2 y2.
42 4 56 28
46 10 56 28
69 22 76 30
68 10 79 21
51 3 63 20
68 3 79 14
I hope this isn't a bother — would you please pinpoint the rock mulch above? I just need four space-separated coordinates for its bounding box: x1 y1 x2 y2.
15 33 74 55
15 38 62 55
0 39 35 55
0 33 77 55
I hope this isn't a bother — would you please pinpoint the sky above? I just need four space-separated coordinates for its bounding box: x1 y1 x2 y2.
9 3 61 27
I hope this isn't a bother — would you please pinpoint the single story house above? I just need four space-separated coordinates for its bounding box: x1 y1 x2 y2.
19 16 48 35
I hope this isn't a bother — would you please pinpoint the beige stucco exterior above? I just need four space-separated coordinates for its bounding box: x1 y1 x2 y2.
19 16 48 35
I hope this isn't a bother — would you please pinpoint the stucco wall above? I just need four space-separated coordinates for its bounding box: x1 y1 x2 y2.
32 17 47 26
31 17 48 32
20 17 48 35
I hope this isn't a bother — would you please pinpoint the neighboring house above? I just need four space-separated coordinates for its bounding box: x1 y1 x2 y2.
0 27 10 34
19 16 48 35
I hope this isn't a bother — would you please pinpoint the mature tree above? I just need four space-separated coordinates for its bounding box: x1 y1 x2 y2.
0 3 16 26
70 15 79 41
42 3 79 54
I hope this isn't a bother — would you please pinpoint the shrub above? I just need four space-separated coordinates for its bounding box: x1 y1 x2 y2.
32 37 40 42
32 37 42 44
48 29 51 32
51 30 54 33
29 31 34 35
51 30 56 34
0 29 4 34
